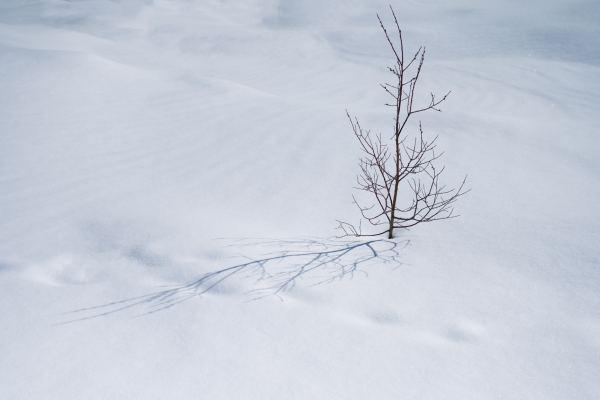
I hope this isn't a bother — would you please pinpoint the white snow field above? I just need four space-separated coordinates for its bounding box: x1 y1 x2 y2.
1 0 599 398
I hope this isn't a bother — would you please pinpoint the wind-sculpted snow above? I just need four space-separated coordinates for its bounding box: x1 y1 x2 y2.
1 0 599 399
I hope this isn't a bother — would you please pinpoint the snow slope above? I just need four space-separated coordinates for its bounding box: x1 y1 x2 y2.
1 0 599 398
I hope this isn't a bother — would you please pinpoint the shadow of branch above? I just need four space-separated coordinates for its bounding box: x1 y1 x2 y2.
59 238 408 324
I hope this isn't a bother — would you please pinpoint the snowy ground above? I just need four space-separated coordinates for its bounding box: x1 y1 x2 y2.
1 0 599 398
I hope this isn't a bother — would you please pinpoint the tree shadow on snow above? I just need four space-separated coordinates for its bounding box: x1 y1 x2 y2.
60 238 407 323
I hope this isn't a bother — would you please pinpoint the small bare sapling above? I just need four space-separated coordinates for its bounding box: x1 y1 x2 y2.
338 7 468 239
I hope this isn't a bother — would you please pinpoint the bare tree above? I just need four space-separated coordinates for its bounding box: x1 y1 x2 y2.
338 6 468 239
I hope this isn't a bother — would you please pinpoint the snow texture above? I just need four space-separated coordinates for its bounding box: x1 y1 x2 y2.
0 0 599 398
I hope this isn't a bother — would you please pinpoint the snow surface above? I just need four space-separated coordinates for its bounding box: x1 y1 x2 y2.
1 0 599 398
